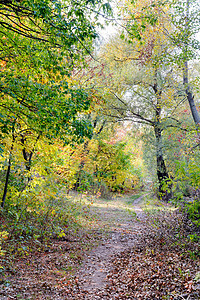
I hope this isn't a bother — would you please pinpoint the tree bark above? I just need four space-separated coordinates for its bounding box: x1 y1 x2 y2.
1 154 12 208
1 122 15 208
183 61 200 133
154 124 172 202
183 0 200 135
153 81 172 202
21 134 40 183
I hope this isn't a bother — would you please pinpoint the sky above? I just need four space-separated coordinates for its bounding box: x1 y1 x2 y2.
97 0 200 45
96 0 119 43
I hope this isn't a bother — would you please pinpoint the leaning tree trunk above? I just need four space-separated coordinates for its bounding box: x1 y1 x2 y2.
1 151 12 208
183 0 200 135
183 62 200 134
1 122 15 208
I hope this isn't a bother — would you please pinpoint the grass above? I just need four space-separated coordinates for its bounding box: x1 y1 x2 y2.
72 191 147 230
125 192 145 205
141 194 177 213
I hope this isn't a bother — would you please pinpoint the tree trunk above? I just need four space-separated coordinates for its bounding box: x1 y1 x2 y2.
152 77 172 201
1 155 12 208
22 142 33 183
1 122 15 208
183 0 200 135
154 124 172 202
21 134 40 183
183 62 200 133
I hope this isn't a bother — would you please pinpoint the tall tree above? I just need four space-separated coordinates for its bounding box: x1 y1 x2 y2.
98 0 200 200
0 0 112 142
124 0 200 136
98 1 181 200
171 0 200 133
0 0 112 207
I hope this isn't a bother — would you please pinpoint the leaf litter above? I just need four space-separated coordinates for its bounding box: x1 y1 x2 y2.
0 194 199 299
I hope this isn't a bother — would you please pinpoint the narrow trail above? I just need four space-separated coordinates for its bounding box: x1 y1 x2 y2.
71 194 146 299
0 193 148 300
1 194 199 299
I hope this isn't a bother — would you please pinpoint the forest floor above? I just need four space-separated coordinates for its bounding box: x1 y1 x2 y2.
0 193 199 299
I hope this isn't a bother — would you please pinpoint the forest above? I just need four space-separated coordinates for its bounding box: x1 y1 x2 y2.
0 0 199 299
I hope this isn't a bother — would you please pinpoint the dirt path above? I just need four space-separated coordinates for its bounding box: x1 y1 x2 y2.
1 194 199 299
0 193 147 300
70 194 146 299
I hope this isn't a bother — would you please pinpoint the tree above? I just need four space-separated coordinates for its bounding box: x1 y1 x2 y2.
97 15 179 200
96 0 200 200
123 0 200 137
169 0 200 134
0 0 112 142
0 0 112 207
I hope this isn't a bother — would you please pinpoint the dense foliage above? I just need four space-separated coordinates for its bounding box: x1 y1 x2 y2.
0 0 199 291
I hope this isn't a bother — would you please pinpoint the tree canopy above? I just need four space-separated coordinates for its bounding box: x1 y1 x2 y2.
0 1 199 278
0 0 112 146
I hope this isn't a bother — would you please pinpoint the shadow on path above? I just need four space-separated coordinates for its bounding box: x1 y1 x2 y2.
71 194 147 299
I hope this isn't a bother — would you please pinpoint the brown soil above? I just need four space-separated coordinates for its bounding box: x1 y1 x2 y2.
0 194 145 300
1 194 199 299
71 194 146 299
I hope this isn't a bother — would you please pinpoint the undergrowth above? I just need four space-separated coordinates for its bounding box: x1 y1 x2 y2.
0 182 94 271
